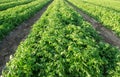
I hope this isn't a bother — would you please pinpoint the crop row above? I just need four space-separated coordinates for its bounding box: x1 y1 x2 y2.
81 0 120 12
0 0 33 11
2 0 120 77
68 0 120 37
0 0 51 40
0 0 19 4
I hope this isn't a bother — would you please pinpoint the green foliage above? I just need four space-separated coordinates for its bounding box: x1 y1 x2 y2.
68 0 120 37
0 0 19 4
2 0 120 77
0 0 51 40
0 0 33 11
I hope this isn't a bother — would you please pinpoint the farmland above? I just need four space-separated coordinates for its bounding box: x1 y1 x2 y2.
68 0 120 37
0 0 120 77
0 0 33 11
0 0 51 40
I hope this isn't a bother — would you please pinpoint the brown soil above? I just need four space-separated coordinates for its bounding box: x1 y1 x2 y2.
67 1 120 48
0 1 53 75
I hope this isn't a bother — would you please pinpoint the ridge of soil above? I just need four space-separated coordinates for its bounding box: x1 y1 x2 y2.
0 1 53 75
67 0 120 48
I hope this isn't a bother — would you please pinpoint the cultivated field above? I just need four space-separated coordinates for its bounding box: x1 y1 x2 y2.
0 0 120 77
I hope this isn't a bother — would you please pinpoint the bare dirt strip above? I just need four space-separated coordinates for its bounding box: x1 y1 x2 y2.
66 0 120 48
0 1 53 75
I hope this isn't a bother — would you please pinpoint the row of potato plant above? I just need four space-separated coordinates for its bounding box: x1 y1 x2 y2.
2 0 120 77
80 0 120 12
68 0 120 37
0 0 19 4
0 0 33 11
0 0 51 40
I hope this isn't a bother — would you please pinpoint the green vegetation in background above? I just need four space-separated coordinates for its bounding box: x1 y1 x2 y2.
68 0 120 37
0 0 19 4
81 0 120 12
0 0 34 11
0 0 51 41
2 0 120 77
